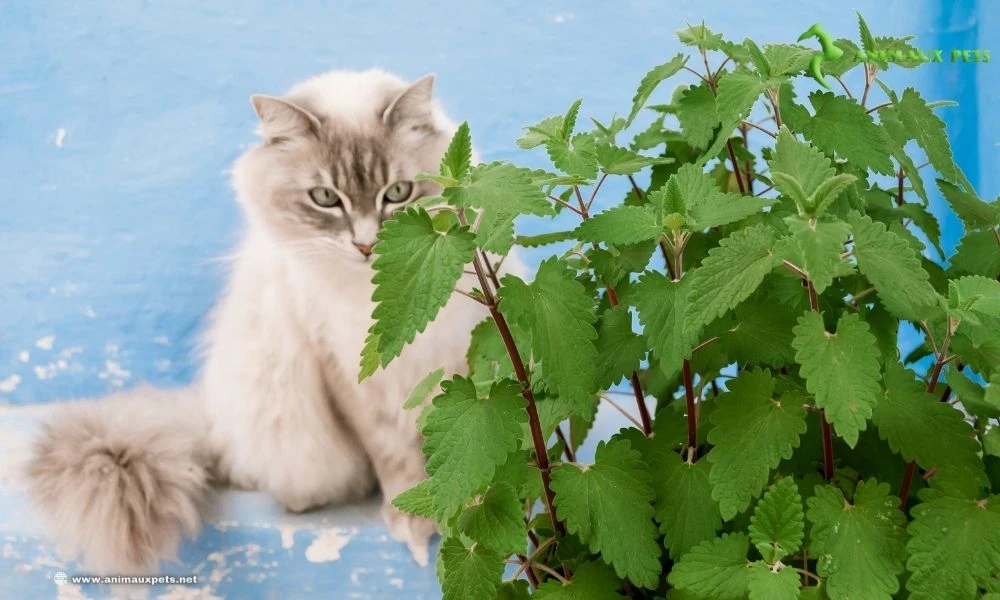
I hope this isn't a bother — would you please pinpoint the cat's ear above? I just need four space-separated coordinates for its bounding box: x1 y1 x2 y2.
250 95 321 141
382 74 436 130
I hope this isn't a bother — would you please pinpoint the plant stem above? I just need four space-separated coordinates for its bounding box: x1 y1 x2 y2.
683 359 698 459
460 214 565 535
549 195 583 216
601 394 645 430
861 64 876 108
899 317 955 510
554 426 576 462
834 75 854 99
802 276 835 481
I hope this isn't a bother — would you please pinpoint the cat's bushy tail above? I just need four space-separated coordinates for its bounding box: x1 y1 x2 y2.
24 386 213 574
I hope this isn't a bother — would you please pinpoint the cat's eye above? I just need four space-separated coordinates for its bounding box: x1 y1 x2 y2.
383 180 413 204
308 187 341 208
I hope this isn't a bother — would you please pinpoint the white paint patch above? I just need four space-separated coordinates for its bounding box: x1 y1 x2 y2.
0 375 21 393
98 360 131 385
304 528 351 563
551 12 574 23
34 364 57 380
389 578 404 589
35 335 55 350
60 346 83 359
18 351 29 363
54 128 66 148
277 525 298 550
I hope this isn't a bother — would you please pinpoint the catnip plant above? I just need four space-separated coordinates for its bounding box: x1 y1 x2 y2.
360 14 1000 600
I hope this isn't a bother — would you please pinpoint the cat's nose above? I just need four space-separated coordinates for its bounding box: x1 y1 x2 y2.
354 243 373 257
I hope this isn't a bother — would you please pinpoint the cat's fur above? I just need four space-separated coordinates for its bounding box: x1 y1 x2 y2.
25 69 498 573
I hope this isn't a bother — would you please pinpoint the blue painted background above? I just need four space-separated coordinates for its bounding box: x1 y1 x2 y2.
0 1 995 598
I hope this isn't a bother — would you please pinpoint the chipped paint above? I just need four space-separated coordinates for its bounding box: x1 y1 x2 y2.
304 529 352 563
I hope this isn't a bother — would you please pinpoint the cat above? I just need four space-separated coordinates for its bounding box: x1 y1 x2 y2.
24 68 504 574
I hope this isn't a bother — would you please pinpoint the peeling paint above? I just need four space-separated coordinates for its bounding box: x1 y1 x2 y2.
304 529 351 563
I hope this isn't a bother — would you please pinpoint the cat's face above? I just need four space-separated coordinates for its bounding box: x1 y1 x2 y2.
232 71 453 268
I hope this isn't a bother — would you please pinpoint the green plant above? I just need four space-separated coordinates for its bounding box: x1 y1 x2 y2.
361 15 1000 600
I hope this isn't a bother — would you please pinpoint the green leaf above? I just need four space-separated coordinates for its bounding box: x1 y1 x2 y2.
686 224 780 338
880 105 930 206
458 483 525 556
668 533 751 600
627 54 689 126
749 477 804 563
595 305 646 389
858 12 876 55
747 563 801 600
474 207 516 254
517 115 565 149
444 162 553 217
785 216 852 294
546 132 599 180
893 87 973 189
764 43 815 76
596 143 673 175
513 230 576 248
907 494 1000 600
850 213 943 321
499 258 598 416
676 23 725 49
809 173 858 216
391 478 436 519
440 121 472 181
574 204 663 245
807 480 908 600
949 275 1000 329
362 207 477 374
791 311 882 447
676 82 720 150
699 70 766 164
403 368 445 409
551 438 661 588
724 296 799 368
653 163 772 230
632 272 696 381
707 368 808 519
948 366 1000 419
872 362 988 496
535 562 625 600
798 91 894 175
439 536 504 600
421 377 526 518
938 179 999 230
768 127 836 202
950 229 1000 277
647 441 722 559
560 98 582 141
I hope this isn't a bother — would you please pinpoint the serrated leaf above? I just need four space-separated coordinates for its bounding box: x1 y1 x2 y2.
747 563 801 600
907 494 1000 600
627 54 688 126
724 296 799 368
873 362 988 496
458 483 525 555
513 230 576 248
676 23 725 49
440 121 472 181
686 224 780 338
764 43 814 76
534 562 625 599
677 83 720 150
850 213 943 321
439 536 504 600
391 478 437 519
363 207 477 373
880 104 930 206
517 115 564 149
699 70 766 164
595 305 646 389
791 311 881 447
546 132 599 180
444 162 553 217
707 368 808 519
893 87 972 189
499 258 598 415
668 533 751 600
646 441 722 559
596 143 673 175
632 272 696 381
475 207 516 254
807 480 908 600
810 173 857 216
785 215 852 294
422 377 526 517
404 368 445 409
938 179 999 229
768 127 836 200
749 477 804 563
560 98 582 141
574 204 662 245
949 275 1000 328
798 91 894 175
551 438 661 588
950 229 1000 277
653 163 773 230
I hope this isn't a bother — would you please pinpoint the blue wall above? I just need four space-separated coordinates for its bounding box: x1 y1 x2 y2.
0 1 995 598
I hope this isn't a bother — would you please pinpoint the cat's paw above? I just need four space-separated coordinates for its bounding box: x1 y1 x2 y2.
382 505 437 567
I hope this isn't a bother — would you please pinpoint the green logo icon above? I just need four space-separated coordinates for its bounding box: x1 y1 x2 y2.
798 23 844 90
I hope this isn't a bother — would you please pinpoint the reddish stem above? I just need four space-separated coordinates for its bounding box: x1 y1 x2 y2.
805 277 835 481
682 359 697 458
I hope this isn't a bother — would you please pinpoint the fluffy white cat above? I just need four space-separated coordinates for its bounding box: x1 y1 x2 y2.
25 69 500 573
